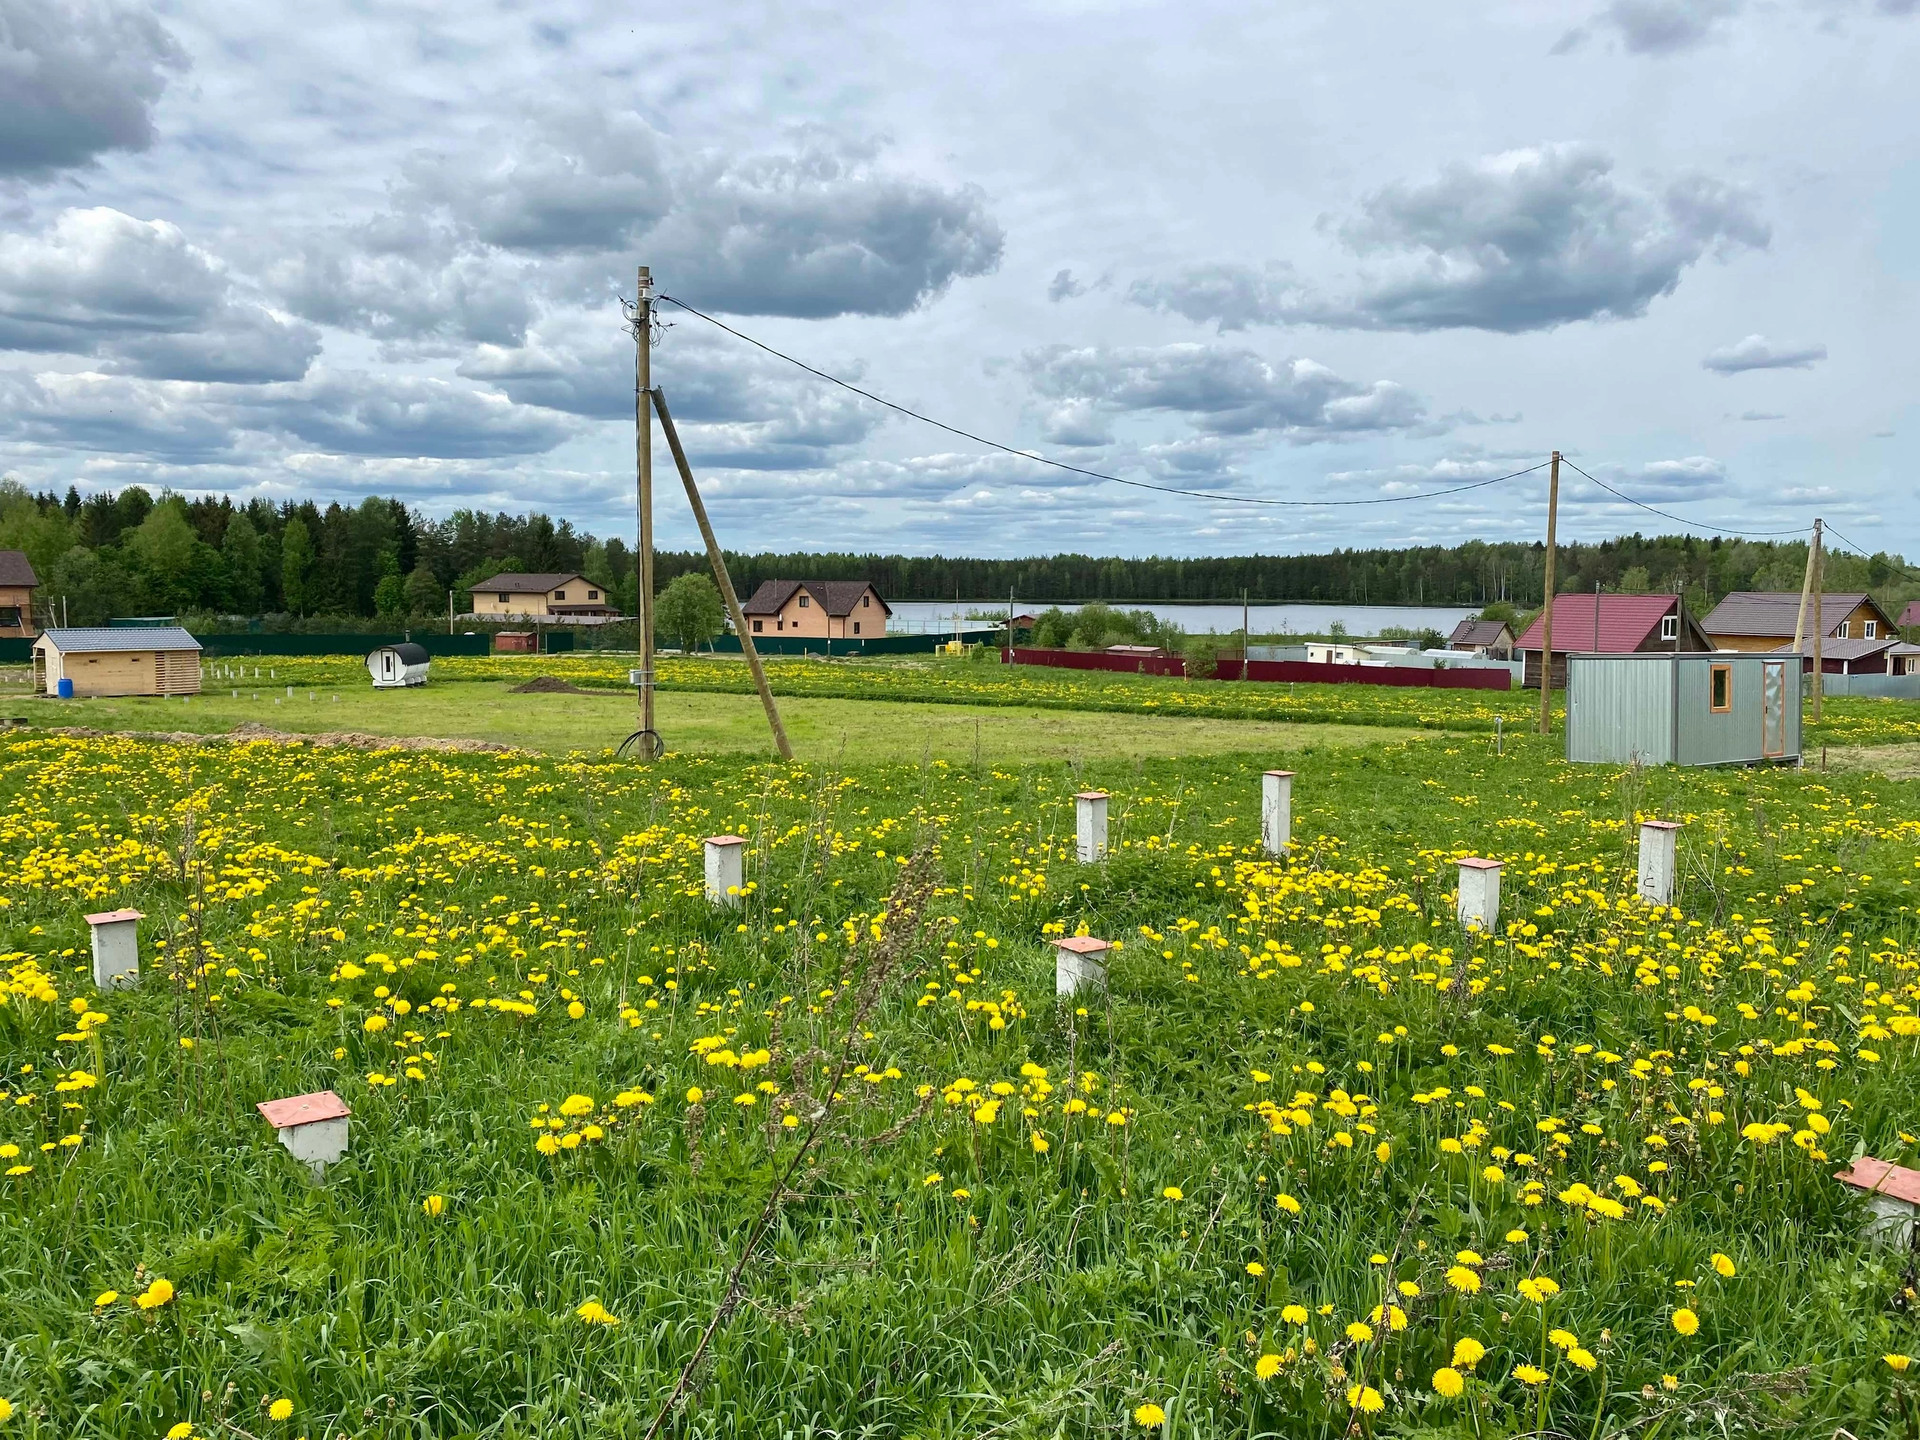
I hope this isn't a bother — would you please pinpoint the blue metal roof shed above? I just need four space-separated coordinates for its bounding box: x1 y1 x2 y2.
1566 653 1801 767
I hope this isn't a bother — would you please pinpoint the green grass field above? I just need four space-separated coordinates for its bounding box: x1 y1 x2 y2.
0 668 1917 1438
0 680 1416 763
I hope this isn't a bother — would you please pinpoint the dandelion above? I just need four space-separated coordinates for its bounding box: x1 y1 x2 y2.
576 1299 620 1326
135 1277 174 1310
93 1290 118 1307
1346 1384 1384 1413
1445 1265 1481 1294
167 1425 193 1439
1132 1402 1166 1426
423 1194 445 1217
0 1399 11 1422
1451 1337 1486 1368
268 1398 293 1421
1255 1352 1283 1380
1711 1252 1736 1278
1345 1321 1374 1344
1162 1185 1183 1201
1432 1366 1465 1398
1246 1261 1265 1277
1513 1363 1550 1386
1281 1304 1309 1325
1671 1307 1699 1336
1886 1354 1913 1372
1030 1132 1049 1153
1275 1192 1302 1214
685 1087 704 1104
1505 1229 1529 1243
1567 1347 1598 1371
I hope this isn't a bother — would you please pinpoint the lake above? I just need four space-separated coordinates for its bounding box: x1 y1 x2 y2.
888 600 1479 638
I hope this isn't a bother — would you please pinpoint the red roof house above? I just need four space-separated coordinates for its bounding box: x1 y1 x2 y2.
1902 601 1920 630
1514 593 1711 690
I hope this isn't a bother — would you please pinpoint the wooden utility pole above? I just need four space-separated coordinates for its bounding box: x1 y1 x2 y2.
1791 521 1816 654
651 387 793 761
632 265 658 757
1537 451 1561 733
1810 519 1824 720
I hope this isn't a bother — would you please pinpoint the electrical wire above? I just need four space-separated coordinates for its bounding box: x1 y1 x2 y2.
1822 525 1920 587
656 292 1549 508
1559 458 1811 539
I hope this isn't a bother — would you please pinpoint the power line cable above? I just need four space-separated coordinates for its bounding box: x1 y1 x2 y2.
1822 525 1920 588
656 292 1549 508
1559 458 1810 539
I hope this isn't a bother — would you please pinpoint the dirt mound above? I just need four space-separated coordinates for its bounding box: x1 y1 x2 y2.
31 722 518 755
511 675 594 694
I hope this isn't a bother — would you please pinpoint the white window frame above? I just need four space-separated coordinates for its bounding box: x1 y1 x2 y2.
1660 615 1679 641
1864 620 1877 639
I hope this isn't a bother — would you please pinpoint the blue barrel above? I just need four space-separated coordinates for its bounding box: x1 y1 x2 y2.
55 678 73 699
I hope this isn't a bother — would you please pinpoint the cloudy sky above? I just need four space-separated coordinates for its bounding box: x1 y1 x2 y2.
2 0 1915 559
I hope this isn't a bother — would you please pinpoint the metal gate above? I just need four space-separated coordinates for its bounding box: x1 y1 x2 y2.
1762 661 1787 758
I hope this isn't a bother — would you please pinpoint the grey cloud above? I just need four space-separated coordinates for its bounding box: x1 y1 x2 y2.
1601 0 1741 52
0 0 186 177
0 208 319 382
1036 398 1112 447
1024 343 1425 440
1701 334 1827 373
457 319 886 469
301 117 1005 338
1131 145 1769 333
1733 409 1787 420
0 366 576 464
1571 455 1731 502
1047 269 1085 301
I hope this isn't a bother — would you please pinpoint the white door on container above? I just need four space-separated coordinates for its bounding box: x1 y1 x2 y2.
382 652 394 681
1762 661 1786 757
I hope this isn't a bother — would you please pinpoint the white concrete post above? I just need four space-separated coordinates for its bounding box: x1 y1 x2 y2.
1261 770 1294 856
1637 820 1681 905
1074 791 1109 864
704 835 746 906
1456 858 1503 933
85 908 144 989
1050 935 1112 997
257 1092 352 1180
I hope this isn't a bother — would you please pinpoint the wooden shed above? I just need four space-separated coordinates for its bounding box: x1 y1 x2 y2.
33 627 202 697
366 642 430 689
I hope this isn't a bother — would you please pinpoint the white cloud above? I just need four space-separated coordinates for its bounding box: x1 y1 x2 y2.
1701 335 1828 373
0 0 186 176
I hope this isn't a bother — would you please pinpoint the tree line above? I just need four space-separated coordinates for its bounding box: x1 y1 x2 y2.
1 480 1912 627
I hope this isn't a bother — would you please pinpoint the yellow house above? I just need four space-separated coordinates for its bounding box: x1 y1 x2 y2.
468 572 618 620
0 550 39 637
1701 592 1897 651
34 627 203 697
739 580 890 639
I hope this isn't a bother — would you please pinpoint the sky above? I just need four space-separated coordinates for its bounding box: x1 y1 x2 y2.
1 0 1915 561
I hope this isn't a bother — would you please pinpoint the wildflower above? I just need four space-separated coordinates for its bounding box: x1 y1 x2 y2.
1030 1132 1049 1153
1505 1229 1529 1243
362 1014 387 1033
1548 1328 1577 1350
1346 1384 1384 1413
1162 1185 1183 1201
576 1299 620 1326
685 1087 704 1104
1451 1337 1486 1368
1661 1374 1679 1391
1886 1354 1913 1372
93 1290 118 1308
0 1399 11 1422
1246 1262 1265 1277
135 1277 175 1310
559 1094 594 1117
1517 1276 1560 1302
423 1194 446 1217
1255 1352 1283 1380
1275 1192 1301 1214
1432 1366 1465 1398
1281 1304 1309 1325
535 1134 560 1156
1711 1253 1736 1278
566 1001 585 1019
268 1398 293 1421
1567 1347 1598 1371
1445 1265 1481 1294
1345 1321 1374 1344
168 1425 194 1439
1132 1402 1166 1426
1671 1307 1699 1336
1513 1363 1550 1386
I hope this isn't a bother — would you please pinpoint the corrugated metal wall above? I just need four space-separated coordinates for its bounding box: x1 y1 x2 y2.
1567 657 1675 764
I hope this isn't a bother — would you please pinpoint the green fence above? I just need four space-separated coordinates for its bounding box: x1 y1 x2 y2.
709 632 969 657
194 633 495 658
0 638 32 664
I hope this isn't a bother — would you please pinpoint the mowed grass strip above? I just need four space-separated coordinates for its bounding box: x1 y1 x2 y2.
0 680 1421 762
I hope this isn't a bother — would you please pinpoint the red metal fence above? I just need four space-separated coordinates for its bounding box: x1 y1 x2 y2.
1008 647 1511 691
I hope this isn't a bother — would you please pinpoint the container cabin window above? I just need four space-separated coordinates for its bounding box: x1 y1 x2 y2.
1710 664 1732 713
1660 615 1679 640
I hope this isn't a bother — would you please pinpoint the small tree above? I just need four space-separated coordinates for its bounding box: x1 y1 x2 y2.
280 518 314 617
403 563 443 617
655 572 725 651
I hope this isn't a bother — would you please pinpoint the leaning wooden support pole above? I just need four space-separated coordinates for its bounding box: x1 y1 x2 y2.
650 386 794 761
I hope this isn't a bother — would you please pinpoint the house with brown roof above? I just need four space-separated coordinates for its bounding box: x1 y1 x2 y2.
1701 591 1900 673
467 572 618 621
739 580 889 640
1514 593 1710 689
1446 617 1514 659
0 550 39 636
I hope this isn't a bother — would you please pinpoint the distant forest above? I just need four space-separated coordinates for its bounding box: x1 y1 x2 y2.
1 480 1913 627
